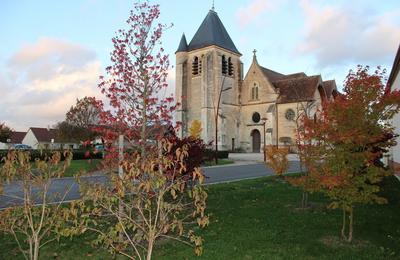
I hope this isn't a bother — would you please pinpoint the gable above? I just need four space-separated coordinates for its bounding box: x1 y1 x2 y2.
243 61 278 102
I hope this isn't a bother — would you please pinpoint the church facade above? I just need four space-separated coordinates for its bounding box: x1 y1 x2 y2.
175 9 338 153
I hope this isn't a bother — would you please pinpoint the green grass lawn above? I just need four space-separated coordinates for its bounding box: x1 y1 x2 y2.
1 175 399 259
64 159 102 177
202 158 234 166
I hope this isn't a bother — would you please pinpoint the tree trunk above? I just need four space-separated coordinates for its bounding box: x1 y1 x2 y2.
301 191 308 209
146 238 154 260
347 207 353 243
341 207 347 240
215 116 218 165
33 237 40 260
29 238 33 260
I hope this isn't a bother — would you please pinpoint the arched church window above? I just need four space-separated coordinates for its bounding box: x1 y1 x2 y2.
221 55 228 75
228 57 234 76
251 82 259 100
192 56 199 76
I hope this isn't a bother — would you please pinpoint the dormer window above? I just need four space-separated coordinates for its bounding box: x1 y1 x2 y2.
228 57 234 76
192 56 200 76
222 55 228 75
251 82 259 100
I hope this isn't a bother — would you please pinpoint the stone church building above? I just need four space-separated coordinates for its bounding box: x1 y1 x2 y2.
175 9 338 153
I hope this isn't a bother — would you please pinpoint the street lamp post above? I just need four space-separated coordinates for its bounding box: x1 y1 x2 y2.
214 81 232 165
261 117 267 162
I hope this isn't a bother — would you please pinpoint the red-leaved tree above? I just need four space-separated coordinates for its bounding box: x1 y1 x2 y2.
97 1 176 154
291 65 400 242
71 2 209 259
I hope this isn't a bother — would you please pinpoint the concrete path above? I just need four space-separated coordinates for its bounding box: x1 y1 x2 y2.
229 152 300 164
0 161 302 209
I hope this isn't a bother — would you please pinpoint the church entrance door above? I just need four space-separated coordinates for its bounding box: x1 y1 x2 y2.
251 129 261 153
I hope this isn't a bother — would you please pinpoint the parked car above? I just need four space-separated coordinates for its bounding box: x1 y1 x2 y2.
10 144 32 150
94 144 105 151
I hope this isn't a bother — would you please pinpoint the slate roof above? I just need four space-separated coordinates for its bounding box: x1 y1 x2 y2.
187 10 240 54
10 131 26 144
30 127 59 143
176 33 188 53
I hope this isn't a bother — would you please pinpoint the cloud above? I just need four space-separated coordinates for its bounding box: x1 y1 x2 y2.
236 0 274 28
296 0 400 67
0 38 102 130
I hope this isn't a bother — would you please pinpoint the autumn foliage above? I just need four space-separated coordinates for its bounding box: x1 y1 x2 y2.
265 146 289 177
189 120 202 138
0 151 75 260
291 65 400 242
71 1 209 259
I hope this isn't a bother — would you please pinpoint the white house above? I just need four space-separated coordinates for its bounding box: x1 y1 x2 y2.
22 127 79 150
388 43 400 175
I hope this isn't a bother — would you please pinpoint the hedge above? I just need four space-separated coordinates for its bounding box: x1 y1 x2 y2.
204 149 229 160
0 149 103 162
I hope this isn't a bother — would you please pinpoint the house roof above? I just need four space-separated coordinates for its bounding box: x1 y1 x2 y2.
322 80 337 99
388 43 400 89
10 131 26 144
272 75 322 104
187 10 240 55
30 127 58 143
260 66 285 82
176 33 188 53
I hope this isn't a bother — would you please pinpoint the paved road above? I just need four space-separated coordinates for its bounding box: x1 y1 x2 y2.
0 161 301 209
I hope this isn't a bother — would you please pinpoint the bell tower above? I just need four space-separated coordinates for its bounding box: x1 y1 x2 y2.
175 9 242 150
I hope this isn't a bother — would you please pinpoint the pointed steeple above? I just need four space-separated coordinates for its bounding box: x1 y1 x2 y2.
176 33 188 53
188 10 240 55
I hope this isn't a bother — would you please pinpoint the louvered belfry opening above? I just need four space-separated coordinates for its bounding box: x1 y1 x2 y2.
192 56 199 76
222 55 228 75
228 57 233 76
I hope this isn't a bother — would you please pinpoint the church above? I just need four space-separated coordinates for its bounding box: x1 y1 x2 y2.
175 8 338 153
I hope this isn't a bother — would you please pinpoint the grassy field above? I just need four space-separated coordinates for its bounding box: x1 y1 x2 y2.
64 159 102 177
0 175 399 259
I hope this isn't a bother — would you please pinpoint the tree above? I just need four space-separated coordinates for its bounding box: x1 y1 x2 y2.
0 150 75 260
292 65 400 242
189 120 202 138
265 146 289 177
76 1 208 259
0 122 12 143
97 1 175 153
78 138 208 259
66 96 102 128
55 121 86 143
57 97 103 143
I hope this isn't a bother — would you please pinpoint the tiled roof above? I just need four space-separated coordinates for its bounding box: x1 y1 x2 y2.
188 10 240 54
388 43 400 89
30 127 58 143
272 76 321 104
322 80 337 99
260 66 285 82
10 131 26 143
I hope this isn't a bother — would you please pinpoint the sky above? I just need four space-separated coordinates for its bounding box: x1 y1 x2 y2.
0 0 399 131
